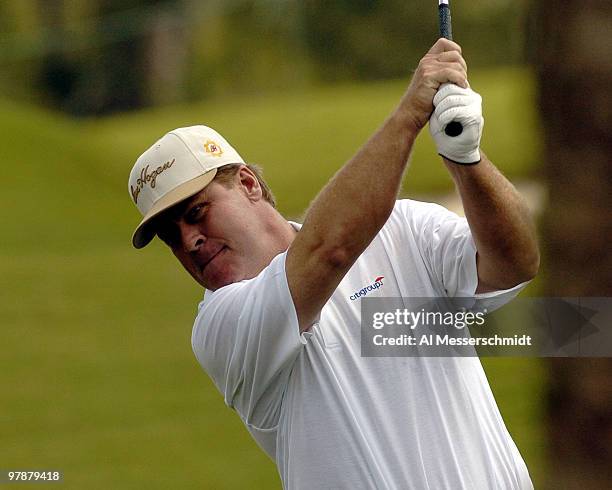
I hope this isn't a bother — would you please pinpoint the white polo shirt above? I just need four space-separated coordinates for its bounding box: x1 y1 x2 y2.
191 199 533 489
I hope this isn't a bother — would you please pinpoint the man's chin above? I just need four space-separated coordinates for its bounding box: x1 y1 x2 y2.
186 269 223 290
200 270 237 291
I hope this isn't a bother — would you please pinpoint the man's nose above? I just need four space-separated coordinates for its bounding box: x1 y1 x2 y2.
178 222 206 253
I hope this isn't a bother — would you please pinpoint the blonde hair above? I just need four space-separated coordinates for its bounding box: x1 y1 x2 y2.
213 163 276 208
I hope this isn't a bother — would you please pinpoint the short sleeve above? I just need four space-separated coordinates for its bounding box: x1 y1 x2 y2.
396 199 529 308
191 251 308 430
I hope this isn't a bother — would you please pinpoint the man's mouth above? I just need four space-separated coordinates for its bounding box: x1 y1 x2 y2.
201 246 226 271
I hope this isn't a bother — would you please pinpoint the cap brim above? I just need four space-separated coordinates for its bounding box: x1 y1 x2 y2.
131 169 218 249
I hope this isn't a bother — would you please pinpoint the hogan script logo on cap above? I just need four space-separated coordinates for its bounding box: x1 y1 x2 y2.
128 125 245 249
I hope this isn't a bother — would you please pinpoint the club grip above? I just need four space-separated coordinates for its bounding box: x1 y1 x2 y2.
438 2 452 41
438 1 462 137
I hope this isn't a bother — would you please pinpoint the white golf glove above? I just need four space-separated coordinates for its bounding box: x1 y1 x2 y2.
429 83 484 165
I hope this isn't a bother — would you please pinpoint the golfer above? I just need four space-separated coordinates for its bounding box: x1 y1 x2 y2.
128 39 537 489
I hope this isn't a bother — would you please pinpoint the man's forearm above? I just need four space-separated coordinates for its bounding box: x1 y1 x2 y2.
286 38 469 329
444 151 540 292
301 109 417 259
300 38 469 262
287 108 418 331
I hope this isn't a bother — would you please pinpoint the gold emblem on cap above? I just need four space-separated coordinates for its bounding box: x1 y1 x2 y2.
204 139 223 157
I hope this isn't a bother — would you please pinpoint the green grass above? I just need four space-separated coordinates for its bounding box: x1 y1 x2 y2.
1 66 544 489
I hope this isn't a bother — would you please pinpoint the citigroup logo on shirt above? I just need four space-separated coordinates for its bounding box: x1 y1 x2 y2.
349 276 384 301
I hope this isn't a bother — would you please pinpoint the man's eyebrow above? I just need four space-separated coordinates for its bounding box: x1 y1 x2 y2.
155 200 189 224
173 194 210 220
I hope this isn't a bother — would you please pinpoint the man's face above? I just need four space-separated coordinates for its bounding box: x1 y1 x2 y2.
154 173 265 291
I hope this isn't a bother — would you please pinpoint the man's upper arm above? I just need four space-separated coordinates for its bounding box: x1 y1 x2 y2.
192 252 307 429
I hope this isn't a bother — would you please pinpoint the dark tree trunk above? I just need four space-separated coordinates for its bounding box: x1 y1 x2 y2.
534 1 612 488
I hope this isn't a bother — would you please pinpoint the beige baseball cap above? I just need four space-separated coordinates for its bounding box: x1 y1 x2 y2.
128 125 245 248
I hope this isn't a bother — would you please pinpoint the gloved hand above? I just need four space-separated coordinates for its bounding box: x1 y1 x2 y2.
429 83 484 165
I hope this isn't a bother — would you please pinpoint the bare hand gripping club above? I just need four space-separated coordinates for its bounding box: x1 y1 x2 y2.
438 0 463 137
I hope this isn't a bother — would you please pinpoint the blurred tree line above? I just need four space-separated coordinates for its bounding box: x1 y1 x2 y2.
535 0 612 488
0 0 530 115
